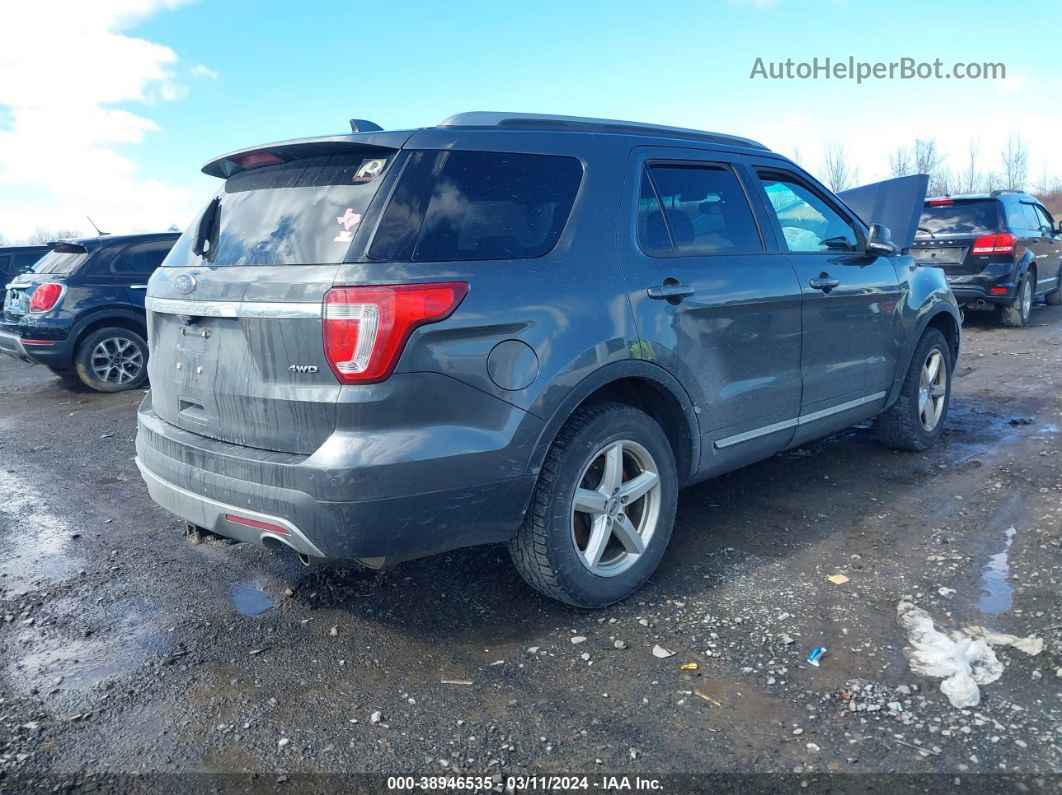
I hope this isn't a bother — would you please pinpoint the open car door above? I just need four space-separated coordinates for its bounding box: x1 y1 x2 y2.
838 174 930 251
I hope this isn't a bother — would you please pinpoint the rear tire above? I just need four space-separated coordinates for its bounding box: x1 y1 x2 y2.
74 327 149 393
1045 269 1062 305
508 402 678 608
875 328 952 452
1000 271 1034 327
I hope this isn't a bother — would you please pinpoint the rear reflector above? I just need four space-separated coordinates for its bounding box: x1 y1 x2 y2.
971 233 1015 255
21 339 55 346
225 514 290 535
323 282 468 384
926 199 954 206
990 287 1009 295
28 283 64 313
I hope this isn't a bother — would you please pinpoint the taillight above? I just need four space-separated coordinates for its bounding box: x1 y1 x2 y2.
28 283 64 313
323 283 468 384
971 233 1015 255
926 199 954 207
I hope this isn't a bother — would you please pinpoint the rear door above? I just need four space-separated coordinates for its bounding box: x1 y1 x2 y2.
749 167 901 436
913 198 1005 274
618 148 804 475
1028 203 1062 292
146 147 397 454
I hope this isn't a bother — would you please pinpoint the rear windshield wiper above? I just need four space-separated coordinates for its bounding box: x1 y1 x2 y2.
192 196 221 261
916 226 936 239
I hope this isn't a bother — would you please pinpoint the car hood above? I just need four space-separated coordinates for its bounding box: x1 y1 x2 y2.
838 174 930 250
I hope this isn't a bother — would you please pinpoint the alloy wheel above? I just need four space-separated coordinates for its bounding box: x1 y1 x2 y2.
918 348 947 432
1021 278 1033 320
90 336 143 384
571 439 662 577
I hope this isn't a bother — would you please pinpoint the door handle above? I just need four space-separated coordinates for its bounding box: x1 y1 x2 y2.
130 284 148 290
809 275 840 293
647 279 695 302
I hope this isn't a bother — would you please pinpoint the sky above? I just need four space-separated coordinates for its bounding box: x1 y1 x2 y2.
1 0 1060 242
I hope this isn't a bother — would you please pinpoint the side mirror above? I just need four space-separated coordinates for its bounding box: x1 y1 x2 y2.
866 223 898 257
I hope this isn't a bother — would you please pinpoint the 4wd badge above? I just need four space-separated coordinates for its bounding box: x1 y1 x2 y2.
288 364 319 374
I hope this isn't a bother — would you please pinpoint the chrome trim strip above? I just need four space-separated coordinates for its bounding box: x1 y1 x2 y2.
714 391 888 449
146 297 321 319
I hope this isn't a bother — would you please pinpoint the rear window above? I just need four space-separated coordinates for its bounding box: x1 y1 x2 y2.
369 150 583 262
918 200 1000 236
110 239 175 276
31 249 88 274
164 151 393 267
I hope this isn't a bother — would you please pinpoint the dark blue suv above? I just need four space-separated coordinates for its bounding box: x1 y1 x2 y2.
0 233 178 391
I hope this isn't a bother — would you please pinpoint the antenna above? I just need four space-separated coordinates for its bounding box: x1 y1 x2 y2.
86 215 109 236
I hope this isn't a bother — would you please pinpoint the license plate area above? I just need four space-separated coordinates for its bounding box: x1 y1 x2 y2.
911 247 965 264
4 289 28 319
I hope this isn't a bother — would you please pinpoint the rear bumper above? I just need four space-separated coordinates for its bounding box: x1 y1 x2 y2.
0 326 73 366
135 401 538 561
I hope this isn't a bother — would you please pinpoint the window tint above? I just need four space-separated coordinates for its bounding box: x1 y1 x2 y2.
1034 204 1055 233
370 151 582 262
165 151 394 267
920 200 1001 236
0 255 11 279
638 165 762 256
110 240 174 277
1020 203 1042 232
758 172 859 252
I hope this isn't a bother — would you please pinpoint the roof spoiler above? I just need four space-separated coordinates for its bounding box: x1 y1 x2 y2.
201 130 413 179
50 241 89 253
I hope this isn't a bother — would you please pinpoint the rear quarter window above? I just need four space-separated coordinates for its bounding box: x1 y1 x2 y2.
369 150 583 262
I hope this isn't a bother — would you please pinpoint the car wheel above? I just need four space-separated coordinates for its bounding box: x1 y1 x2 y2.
1045 268 1062 306
874 328 952 452
74 327 149 393
1000 271 1034 327
508 401 678 608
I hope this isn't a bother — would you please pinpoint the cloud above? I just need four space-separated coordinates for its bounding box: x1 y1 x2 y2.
191 64 219 80
0 0 196 241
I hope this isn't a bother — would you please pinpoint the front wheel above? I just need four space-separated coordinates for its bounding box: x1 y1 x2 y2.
1000 272 1033 327
74 327 149 392
508 402 678 608
874 328 952 452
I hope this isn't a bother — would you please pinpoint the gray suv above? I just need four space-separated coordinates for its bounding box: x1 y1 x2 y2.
136 112 960 607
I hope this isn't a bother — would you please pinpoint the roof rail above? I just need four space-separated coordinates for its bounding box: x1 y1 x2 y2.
437 112 769 151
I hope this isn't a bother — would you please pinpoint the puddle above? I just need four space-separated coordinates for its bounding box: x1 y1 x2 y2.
977 526 1016 614
0 469 81 596
232 582 275 617
9 606 166 693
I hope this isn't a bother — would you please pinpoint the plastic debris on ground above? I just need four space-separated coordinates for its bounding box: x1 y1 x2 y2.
962 626 1044 656
807 646 827 667
827 574 849 585
896 601 1002 708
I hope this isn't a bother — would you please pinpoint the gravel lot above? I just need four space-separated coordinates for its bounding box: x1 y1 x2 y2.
1 306 1060 789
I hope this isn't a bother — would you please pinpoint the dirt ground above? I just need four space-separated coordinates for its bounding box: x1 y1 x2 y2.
0 304 1060 791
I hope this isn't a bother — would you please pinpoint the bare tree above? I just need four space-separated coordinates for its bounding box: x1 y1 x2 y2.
929 168 953 197
821 143 857 192
962 139 981 194
888 146 912 178
1033 160 1051 196
914 138 945 177
1001 134 1028 191
23 227 82 244
982 171 1002 193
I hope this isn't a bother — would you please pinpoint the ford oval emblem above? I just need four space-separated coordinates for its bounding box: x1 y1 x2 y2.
174 273 197 295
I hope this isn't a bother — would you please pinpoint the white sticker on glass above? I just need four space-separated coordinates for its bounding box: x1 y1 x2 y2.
335 208 362 243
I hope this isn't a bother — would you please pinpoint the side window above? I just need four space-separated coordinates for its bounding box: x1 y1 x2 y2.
110 241 172 278
1034 205 1055 234
370 151 583 262
637 164 763 257
1020 203 1041 232
757 171 860 253
0 255 12 279
1006 202 1031 231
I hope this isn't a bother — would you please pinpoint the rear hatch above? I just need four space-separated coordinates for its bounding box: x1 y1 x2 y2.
3 244 87 323
146 141 400 455
911 198 1004 275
